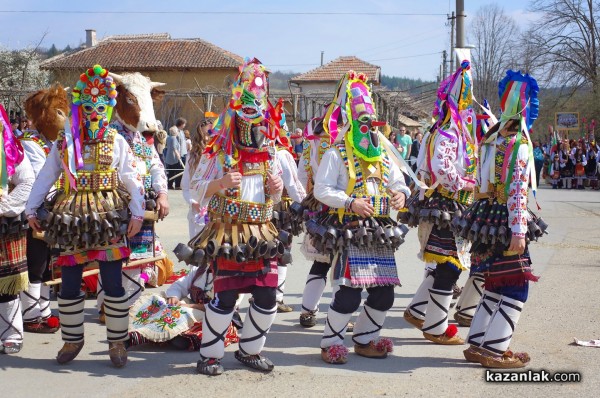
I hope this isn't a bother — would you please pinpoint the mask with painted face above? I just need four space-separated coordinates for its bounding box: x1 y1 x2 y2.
347 78 381 161
323 71 382 162
72 64 117 140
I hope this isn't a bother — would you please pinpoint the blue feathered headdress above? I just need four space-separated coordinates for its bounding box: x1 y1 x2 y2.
498 70 539 130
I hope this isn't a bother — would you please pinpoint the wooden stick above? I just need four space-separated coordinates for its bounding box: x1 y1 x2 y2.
46 254 167 286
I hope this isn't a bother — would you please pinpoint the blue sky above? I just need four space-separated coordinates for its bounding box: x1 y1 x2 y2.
0 0 535 80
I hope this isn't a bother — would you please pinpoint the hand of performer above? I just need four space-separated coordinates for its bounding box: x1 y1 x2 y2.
219 172 242 189
462 181 476 192
167 297 180 306
28 216 42 232
127 218 143 238
508 234 526 255
156 193 170 220
390 190 407 210
267 172 283 194
351 197 375 218
192 202 201 214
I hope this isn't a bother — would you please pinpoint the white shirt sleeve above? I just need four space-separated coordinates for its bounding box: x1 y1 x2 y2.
21 140 47 178
114 134 145 219
149 144 168 195
0 156 34 217
314 148 349 209
277 149 306 203
26 143 63 216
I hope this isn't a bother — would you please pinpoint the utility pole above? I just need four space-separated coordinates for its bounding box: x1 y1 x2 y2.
456 0 466 67
448 11 455 73
442 50 448 78
320 51 324 66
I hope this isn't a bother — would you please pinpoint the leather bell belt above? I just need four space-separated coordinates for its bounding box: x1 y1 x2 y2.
208 194 273 224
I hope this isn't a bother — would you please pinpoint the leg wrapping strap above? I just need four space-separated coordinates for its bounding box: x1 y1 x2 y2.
301 273 327 313
422 288 453 335
467 290 501 346
239 302 277 356
200 302 234 359
481 296 523 355
321 307 352 349
104 295 130 342
0 299 23 343
408 273 435 320
352 304 387 345
20 282 42 322
455 273 485 319
58 294 85 343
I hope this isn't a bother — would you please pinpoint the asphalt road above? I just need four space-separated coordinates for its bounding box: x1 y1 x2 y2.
2 185 599 398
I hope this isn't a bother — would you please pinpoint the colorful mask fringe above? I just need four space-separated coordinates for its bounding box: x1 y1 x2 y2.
427 60 475 186
323 70 382 162
204 58 279 169
486 70 539 200
275 100 293 153
0 105 25 196
63 64 117 193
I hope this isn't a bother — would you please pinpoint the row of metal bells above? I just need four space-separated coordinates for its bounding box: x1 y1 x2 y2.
305 215 409 255
36 206 129 249
0 213 28 235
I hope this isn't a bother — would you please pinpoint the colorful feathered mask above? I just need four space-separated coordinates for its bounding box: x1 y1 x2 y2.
323 71 383 162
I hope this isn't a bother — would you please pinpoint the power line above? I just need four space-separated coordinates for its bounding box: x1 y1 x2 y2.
367 51 443 62
0 10 448 16
268 50 442 68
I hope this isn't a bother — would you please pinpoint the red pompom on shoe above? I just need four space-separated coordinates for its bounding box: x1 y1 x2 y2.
327 345 349 362
46 316 60 329
375 338 394 353
444 324 458 338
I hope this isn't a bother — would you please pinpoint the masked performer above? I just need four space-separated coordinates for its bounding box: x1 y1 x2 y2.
271 111 306 312
95 72 170 319
295 114 337 327
0 106 34 354
459 70 546 368
18 84 68 334
402 60 476 345
185 58 283 376
312 71 410 364
26 65 145 367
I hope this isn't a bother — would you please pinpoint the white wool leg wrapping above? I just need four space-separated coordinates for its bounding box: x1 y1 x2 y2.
39 284 52 319
239 302 277 356
467 290 501 346
352 305 387 345
104 295 129 342
199 302 234 359
422 288 453 335
96 274 105 311
480 295 524 355
276 265 287 302
122 268 144 306
20 282 42 322
58 294 85 343
321 307 353 349
301 273 327 313
455 273 485 320
0 299 23 344
407 272 435 321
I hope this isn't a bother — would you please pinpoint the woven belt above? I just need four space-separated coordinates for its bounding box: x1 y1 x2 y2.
474 183 508 204
329 195 390 218
65 170 119 192
208 194 273 223
435 185 473 205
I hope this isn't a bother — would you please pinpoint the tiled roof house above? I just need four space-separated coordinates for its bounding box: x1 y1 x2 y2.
41 30 244 127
